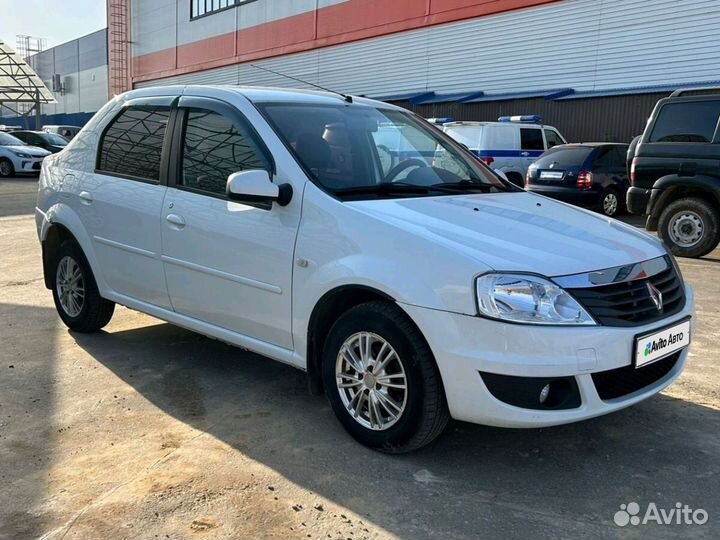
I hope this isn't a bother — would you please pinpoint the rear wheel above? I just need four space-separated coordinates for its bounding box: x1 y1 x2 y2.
322 301 449 453
658 197 720 258
600 187 621 217
51 239 115 331
0 158 14 177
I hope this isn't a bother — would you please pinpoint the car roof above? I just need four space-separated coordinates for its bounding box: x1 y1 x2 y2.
123 85 404 110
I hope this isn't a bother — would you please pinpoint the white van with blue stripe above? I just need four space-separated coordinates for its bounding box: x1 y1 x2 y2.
441 116 567 186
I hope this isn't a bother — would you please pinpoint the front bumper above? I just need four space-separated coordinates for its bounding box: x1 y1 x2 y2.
626 185 651 215
14 156 45 173
400 283 695 428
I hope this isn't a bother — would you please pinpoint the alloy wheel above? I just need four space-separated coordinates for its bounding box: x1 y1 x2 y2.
0 161 12 176
56 256 85 317
335 332 408 430
603 192 618 216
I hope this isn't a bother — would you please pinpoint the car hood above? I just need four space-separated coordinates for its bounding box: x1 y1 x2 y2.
2 145 51 156
347 192 666 277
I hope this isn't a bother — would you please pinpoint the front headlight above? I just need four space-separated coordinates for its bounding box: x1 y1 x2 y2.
13 151 32 159
476 273 595 325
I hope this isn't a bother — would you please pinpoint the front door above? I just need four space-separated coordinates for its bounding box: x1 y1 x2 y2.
161 97 300 349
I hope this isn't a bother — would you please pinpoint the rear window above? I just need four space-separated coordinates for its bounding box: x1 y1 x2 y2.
533 146 593 168
650 101 720 143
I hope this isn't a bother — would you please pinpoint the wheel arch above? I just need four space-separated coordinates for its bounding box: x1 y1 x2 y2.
647 175 720 230
305 284 396 395
40 207 105 293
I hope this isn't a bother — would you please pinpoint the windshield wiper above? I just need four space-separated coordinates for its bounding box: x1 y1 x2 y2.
334 182 443 196
429 180 495 193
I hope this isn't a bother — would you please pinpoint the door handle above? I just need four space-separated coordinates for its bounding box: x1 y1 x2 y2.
521 152 530 157
79 191 93 205
166 213 186 229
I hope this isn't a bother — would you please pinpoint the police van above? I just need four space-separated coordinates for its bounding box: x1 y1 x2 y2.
441 116 567 186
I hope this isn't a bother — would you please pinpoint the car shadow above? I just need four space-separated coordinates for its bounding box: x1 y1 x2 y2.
71 321 720 540
0 303 58 539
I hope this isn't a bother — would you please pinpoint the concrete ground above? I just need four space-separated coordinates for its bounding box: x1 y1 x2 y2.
1 175 718 540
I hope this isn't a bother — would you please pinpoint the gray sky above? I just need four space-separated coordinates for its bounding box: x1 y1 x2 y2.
0 0 106 50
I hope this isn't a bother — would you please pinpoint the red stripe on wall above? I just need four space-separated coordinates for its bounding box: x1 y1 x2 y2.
132 0 562 84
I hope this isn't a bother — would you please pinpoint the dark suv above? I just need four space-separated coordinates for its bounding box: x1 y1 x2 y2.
627 89 720 258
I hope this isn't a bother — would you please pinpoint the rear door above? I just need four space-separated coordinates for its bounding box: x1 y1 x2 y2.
80 96 175 309
519 127 545 174
160 95 300 349
591 146 629 190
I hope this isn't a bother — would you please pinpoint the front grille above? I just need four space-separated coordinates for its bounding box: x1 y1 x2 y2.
32 162 41 170
591 351 681 400
567 263 685 327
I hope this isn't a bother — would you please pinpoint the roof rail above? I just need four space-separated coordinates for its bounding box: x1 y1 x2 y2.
670 86 720 97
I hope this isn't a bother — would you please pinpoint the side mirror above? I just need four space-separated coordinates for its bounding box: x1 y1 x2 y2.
226 170 292 207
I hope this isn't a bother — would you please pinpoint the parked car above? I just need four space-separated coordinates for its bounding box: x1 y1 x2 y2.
442 116 567 186
627 89 720 258
42 125 81 140
36 87 694 452
11 130 68 153
0 132 51 176
525 143 629 217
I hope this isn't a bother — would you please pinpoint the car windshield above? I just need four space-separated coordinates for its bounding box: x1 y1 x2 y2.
44 133 68 146
258 103 509 198
0 133 25 146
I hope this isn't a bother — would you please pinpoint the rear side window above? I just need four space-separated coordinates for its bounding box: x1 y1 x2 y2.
650 101 720 143
533 146 593 168
592 146 627 170
520 128 544 150
180 108 272 197
98 106 170 182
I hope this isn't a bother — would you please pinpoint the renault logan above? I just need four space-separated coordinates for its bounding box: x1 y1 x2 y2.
36 86 695 452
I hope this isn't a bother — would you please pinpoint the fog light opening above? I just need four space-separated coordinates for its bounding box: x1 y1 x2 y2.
539 384 550 404
538 379 573 409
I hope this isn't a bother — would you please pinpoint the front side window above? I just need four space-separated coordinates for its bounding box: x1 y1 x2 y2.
98 106 170 182
520 128 544 150
650 101 720 143
259 103 508 199
0 133 25 146
544 129 565 149
180 108 271 196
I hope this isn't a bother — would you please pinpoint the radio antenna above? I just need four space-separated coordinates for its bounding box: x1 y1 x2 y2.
249 64 353 103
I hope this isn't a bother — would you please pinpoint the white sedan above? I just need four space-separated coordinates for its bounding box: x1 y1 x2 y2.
0 132 51 176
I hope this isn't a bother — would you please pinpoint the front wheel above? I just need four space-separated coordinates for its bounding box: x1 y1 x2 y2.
658 197 720 258
322 301 449 453
0 158 15 177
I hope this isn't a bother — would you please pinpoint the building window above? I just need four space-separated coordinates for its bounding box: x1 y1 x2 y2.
191 0 252 19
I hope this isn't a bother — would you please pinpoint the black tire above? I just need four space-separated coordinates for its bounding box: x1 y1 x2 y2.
658 197 720 258
505 172 524 187
322 301 449 453
599 187 622 217
51 239 115 332
0 158 15 177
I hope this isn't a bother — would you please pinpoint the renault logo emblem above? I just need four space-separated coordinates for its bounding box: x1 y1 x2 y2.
647 282 663 312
